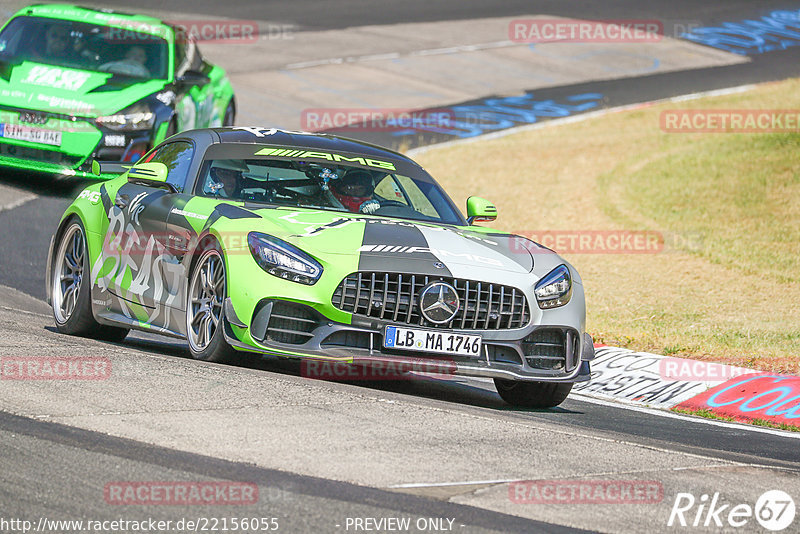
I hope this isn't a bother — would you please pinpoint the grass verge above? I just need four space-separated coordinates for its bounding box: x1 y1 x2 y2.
414 79 800 373
672 407 800 432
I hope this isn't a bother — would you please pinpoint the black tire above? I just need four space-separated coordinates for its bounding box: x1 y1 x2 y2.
51 217 129 342
186 242 239 363
94 326 130 343
493 379 573 408
222 100 235 127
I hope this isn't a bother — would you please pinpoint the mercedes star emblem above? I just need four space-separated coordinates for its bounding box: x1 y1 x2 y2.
419 282 460 324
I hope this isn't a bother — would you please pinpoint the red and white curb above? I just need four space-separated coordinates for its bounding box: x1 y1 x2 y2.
675 374 800 428
574 346 800 431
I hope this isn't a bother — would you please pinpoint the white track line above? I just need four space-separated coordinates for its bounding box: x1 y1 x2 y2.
285 40 516 69
571 392 800 439
0 194 36 214
389 462 800 489
390 478 521 489
0 305 49 318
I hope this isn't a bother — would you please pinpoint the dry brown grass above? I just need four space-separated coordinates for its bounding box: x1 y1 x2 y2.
414 80 800 373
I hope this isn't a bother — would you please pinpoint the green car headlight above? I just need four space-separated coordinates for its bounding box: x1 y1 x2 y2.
534 265 572 309
96 102 155 131
248 232 322 285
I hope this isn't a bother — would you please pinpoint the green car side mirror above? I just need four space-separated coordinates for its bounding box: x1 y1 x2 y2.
466 196 497 224
127 162 178 193
91 159 130 177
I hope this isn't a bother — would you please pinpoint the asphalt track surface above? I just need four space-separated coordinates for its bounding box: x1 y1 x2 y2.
96 0 800 31
1 412 581 534
1 1 800 532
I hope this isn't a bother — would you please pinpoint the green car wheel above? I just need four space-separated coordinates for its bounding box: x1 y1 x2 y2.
187 243 238 363
51 217 128 342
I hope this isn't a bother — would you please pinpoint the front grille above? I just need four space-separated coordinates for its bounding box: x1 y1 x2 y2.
522 329 579 371
96 147 125 160
263 301 319 345
332 272 530 330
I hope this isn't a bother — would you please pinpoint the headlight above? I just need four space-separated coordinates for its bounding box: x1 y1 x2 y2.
248 232 322 285
534 265 572 309
96 102 155 131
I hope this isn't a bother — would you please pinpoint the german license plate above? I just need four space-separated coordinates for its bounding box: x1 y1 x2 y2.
384 325 482 356
0 123 61 146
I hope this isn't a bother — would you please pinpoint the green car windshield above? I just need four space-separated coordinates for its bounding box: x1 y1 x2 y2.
196 158 465 225
0 15 169 79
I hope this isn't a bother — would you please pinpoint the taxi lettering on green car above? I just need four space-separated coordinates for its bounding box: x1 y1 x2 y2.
0 4 235 178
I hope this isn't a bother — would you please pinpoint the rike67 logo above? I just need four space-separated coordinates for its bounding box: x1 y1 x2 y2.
668 490 795 531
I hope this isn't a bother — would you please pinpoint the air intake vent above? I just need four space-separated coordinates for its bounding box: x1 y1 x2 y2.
522 329 579 371
259 301 319 345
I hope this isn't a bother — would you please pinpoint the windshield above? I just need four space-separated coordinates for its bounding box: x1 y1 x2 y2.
0 16 169 79
196 157 465 225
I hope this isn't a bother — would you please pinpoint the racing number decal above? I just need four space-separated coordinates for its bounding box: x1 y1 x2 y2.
90 187 185 327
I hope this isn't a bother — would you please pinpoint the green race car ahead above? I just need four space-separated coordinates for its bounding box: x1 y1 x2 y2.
0 4 235 178
46 127 595 408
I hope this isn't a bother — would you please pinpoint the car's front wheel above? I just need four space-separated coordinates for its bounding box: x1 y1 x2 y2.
186 243 239 363
493 379 573 408
51 217 128 342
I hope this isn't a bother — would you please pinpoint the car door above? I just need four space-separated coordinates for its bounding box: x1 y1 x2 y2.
95 177 172 324
94 141 194 330
139 141 198 326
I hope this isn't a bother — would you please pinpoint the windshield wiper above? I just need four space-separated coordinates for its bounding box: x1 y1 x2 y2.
296 204 349 212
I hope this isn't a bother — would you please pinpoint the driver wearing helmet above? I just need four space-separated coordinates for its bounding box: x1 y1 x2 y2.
207 160 247 199
331 170 380 214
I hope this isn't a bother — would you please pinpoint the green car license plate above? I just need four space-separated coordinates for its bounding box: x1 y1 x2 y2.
0 123 61 146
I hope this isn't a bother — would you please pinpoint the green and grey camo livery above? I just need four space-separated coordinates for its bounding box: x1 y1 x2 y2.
0 4 234 178
46 127 594 408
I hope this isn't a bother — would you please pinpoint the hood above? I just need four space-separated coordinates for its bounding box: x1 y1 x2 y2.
174 200 570 284
0 60 166 117
245 209 538 275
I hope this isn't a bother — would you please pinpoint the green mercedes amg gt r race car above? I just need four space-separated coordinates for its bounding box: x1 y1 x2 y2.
46 127 595 407
0 4 235 179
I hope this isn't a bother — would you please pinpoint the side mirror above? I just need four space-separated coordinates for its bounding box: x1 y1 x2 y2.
466 196 497 224
127 162 177 192
91 159 130 177
177 70 211 86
